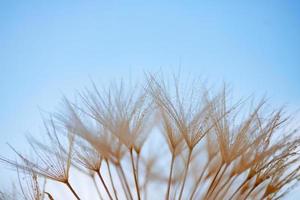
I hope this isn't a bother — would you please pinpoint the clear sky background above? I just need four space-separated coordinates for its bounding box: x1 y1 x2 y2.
0 0 299 198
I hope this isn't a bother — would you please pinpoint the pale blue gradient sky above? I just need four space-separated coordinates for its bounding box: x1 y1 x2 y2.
0 0 300 197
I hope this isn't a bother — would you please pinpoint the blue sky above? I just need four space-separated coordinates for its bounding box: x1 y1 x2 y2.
0 0 300 196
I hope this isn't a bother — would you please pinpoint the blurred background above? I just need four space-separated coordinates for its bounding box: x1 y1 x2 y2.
0 0 299 198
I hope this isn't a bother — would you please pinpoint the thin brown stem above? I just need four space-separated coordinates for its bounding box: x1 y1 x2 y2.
220 176 238 199
92 174 104 200
136 152 141 192
203 163 223 200
166 154 175 200
242 186 256 200
206 164 228 199
242 176 270 200
106 159 119 200
118 163 134 200
189 161 210 200
130 149 141 200
178 149 193 200
65 181 80 200
44 192 55 200
96 171 113 200
228 176 253 200
213 175 236 199
115 165 131 200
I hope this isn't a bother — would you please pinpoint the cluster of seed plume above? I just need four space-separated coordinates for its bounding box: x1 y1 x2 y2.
1 75 300 200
